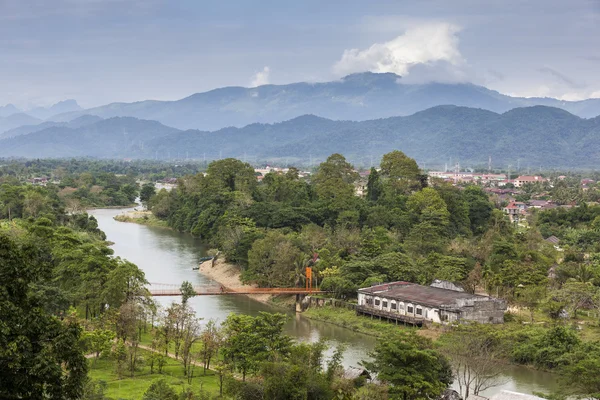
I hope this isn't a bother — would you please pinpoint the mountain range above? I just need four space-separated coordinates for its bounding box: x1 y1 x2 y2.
1 105 599 169
4 72 598 132
0 100 82 133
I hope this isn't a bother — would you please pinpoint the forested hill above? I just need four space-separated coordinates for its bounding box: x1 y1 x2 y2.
1 105 599 168
48 72 600 130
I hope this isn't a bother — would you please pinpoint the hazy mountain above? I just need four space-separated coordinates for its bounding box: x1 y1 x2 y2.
28 99 82 120
0 117 179 158
0 113 42 135
0 115 103 139
1 105 600 168
47 72 600 131
0 104 21 118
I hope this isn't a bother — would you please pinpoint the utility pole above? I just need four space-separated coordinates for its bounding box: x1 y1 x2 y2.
454 161 460 184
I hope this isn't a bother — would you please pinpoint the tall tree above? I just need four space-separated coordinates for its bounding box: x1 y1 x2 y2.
379 150 424 197
366 167 383 202
0 232 88 399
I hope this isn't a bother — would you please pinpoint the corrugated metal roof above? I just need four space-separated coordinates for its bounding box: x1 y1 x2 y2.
488 390 546 400
359 281 492 308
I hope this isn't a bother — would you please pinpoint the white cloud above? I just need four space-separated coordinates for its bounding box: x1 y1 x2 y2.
250 66 270 87
332 23 463 78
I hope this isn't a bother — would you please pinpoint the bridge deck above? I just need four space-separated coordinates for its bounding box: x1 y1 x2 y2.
148 283 326 296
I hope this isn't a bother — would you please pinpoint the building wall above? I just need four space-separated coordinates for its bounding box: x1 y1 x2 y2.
357 292 506 324
456 298 506 324
358 293 445 324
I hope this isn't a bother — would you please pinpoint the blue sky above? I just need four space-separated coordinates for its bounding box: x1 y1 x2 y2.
1 0 599 108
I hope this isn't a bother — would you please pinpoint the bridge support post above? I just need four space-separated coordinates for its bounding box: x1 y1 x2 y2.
296 294 308 313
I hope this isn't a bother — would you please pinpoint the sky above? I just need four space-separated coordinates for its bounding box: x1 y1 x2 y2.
1 0 599 109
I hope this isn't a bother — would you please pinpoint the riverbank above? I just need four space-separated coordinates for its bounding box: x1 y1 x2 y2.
198 257 274 304
86 204 138 210
113 210 170 228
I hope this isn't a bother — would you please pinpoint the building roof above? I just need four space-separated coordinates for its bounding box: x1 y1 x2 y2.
489 390 546 400
545 235 560 244
343 367 369 380
515 175 545 182
358 281 493 308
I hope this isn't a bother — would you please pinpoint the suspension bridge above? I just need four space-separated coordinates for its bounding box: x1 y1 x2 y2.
147 282 328 297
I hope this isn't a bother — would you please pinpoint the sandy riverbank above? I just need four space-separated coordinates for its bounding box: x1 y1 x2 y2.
198 258 273 303
113 210 170 228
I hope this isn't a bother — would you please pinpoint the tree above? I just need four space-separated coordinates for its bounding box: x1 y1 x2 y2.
464 186 493 235
556 281 597 318
362 332 452 400
200 319 222 375
0 232 88 399
312 154 359 214
180 281 196 305
140 182 156 208
440 326 506 399
206 158 257 193
366 168 383 202
516 285 546 322
142 379 178 400
84 329 116 365
221 313 292 382
379 150 423 197
245 230 303 287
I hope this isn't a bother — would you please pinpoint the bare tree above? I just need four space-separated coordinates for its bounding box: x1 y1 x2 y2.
200 319 222 375
181 315 202 382
440 329 507 399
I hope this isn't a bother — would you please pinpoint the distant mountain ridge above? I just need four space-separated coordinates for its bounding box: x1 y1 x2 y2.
0 115 103 140
1 105 599 168
28 99 82 120
46 72 600 131
0 100 82 133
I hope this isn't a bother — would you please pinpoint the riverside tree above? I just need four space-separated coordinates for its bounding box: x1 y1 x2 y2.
362 332 452 400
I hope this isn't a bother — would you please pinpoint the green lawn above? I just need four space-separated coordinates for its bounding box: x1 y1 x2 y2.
88 349 221 400
303 306 415 337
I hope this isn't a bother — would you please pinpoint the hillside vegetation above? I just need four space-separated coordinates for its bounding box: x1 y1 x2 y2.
1 105 600 168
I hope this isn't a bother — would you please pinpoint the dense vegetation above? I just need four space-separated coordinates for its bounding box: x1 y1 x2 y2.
6 154 600 399
143 151 600 398
2 104 600 168
149 151 528 297
0 180 148 398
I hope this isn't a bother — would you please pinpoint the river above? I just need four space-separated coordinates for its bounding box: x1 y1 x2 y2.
90 207 560 397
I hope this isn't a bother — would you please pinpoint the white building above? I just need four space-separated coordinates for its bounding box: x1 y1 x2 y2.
357 281 506 325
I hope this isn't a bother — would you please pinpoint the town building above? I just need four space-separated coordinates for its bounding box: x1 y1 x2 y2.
356 281 506 325
503 201 527 224
513 175 546 188
427 171 507 186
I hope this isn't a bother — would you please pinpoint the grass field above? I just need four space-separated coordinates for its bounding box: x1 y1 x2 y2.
303 306 416 337
88 349 221 400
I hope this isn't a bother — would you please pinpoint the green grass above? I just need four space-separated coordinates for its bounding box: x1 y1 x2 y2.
88 349 221 400
303 306 415 337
